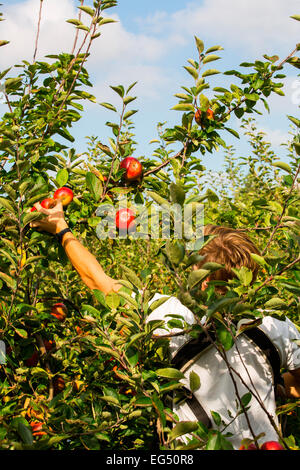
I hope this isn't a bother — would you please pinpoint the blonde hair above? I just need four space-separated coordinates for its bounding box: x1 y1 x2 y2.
197 225 261 285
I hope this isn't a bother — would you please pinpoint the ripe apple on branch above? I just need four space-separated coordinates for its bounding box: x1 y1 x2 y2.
120 157 143 182
30 187 74 212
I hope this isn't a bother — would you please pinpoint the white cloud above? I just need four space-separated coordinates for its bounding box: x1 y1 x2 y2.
0 0 76 67
259 126 290 147
138 0 300 56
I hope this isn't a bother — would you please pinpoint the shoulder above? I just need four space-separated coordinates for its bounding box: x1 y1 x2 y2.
146 294 196 356
147 294 195 325
260 316 300 370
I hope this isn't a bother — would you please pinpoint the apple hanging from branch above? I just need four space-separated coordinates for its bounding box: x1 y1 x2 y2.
53 187 74 206
50 302 68 322
120 157 143 182
115 208 136 232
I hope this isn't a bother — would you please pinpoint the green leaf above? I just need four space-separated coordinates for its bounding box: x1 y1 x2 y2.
17 422 33 446
293 142 300 155
202 55 221 64
66 19 82 26
56 168 69 186
172 103 195 112
183 66 198 80
206 298 239 319
147 191 170 209
78 5 95 16
194 36 204 54
123 95 137 105
0 271 17 289
205 45 223 53
216 323 234 351
187 269 210 289
149 296 170 312
120 265 142 289
290 15 300 21
170 183 186 206
0 40 9 47
164 241 185 265
15 328 28 339
123 109 138 120
99 102 117 112
117 290 138 309
201 262 224 272
224 127 240 139
105 291 121 310
206 431 222 450
272 161 292 173
56 127 75 142
189 370 201 392
0 197 16 214
156 368 185 379
250 253 266 266
110 85 125 97
211 411 221 427
264 298 288 310
86 172 102 202
100 395 120 406
169 421 199 440
22 211 43 228
232 266 253 286
241 392 252 408
98 18 117 26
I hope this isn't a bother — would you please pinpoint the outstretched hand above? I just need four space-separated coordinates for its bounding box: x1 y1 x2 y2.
29 200 68 234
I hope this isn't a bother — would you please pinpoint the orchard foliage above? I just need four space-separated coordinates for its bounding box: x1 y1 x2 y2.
0 1 299 450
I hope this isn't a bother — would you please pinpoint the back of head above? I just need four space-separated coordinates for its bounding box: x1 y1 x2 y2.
197 225 261 288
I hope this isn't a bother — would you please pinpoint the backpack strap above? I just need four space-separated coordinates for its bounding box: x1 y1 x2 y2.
171 323 283 427
241 326 283 390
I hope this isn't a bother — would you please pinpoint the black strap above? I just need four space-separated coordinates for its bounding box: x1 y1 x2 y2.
56 227 72 244
242 327 283 389
181 387 212 428
172 324 282 427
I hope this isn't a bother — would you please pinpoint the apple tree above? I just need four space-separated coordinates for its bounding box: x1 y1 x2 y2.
0 1 299 450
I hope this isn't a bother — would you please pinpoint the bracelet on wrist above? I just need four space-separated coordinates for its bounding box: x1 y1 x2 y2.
56 228 72 244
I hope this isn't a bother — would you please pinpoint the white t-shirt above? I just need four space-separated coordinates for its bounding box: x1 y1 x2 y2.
147 294 300 450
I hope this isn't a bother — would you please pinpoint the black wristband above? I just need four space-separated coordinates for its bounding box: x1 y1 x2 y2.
56 228 72 244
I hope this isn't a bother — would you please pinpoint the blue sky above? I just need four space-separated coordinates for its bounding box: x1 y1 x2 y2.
1 0 299 175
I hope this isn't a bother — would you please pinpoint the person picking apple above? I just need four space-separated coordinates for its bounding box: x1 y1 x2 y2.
30 202 300 450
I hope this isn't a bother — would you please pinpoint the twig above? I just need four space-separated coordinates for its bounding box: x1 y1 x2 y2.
262 163 300 255
253 256 300 294
33 0 44 63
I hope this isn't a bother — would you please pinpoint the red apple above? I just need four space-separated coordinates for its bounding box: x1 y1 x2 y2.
115 208 135 231
195 108 214 126
239 443 258 450
53 187 74 206
206 108 214 120
50 302 67 322
53 376 65 395
120 157 142 182
43 339 55 352
260 441 284 450
194 109 202 125
25 351 39 367
41 198 56 209
29 421 46 437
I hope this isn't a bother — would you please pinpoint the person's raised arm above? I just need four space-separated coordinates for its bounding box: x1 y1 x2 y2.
30 201 122 295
